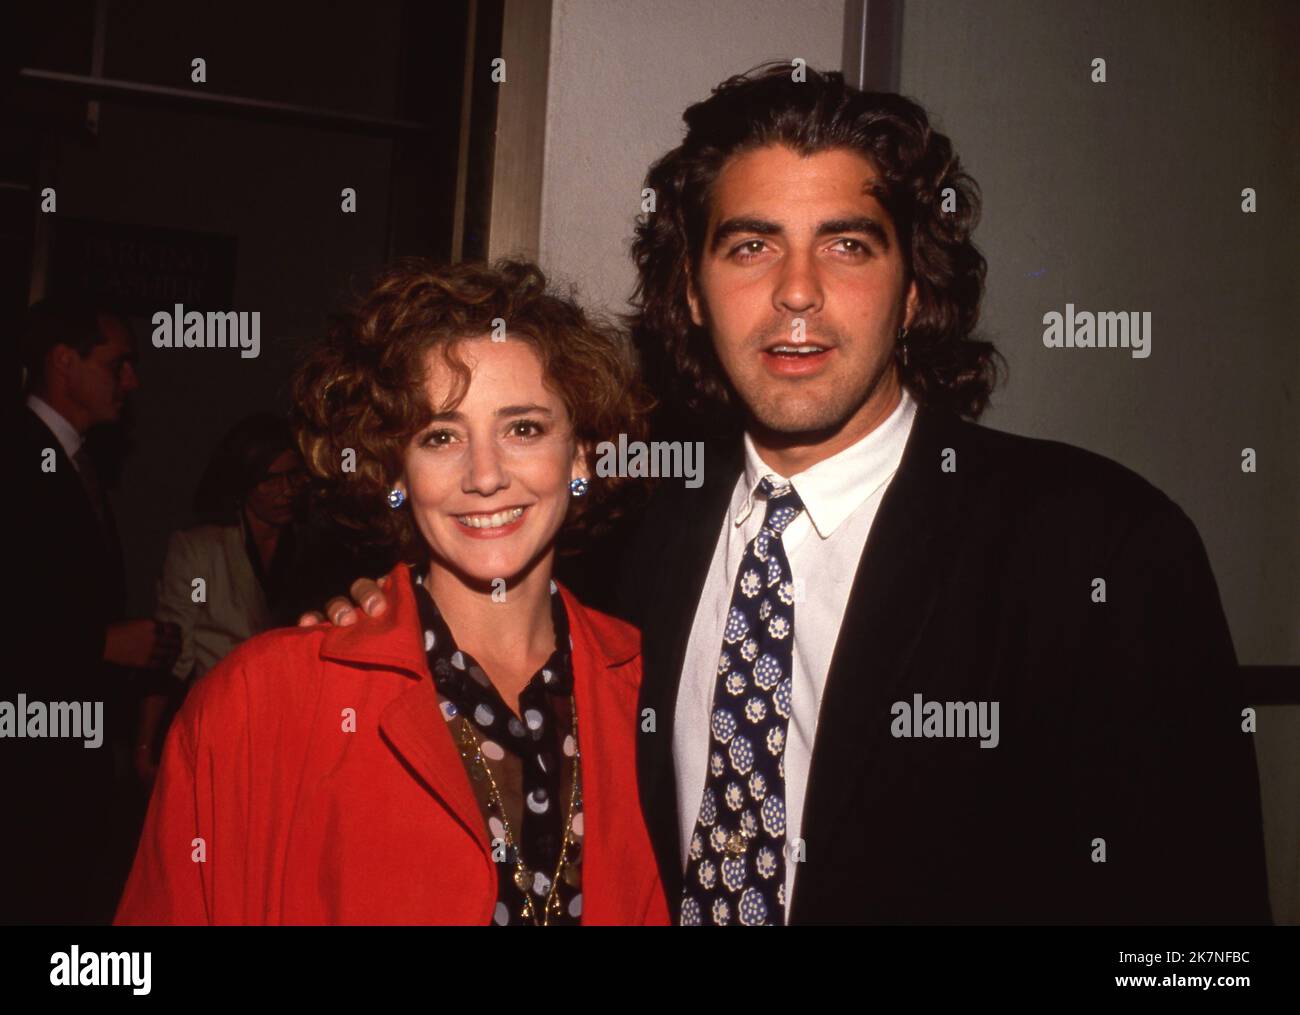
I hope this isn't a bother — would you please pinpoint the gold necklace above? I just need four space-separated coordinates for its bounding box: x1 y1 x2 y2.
448 696 581 925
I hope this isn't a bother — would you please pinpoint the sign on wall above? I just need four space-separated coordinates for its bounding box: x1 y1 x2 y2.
46 217 237 314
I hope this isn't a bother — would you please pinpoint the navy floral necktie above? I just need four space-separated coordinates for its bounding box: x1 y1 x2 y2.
681 477 805 926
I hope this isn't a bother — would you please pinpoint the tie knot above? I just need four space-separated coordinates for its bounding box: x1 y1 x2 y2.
757 477 804 535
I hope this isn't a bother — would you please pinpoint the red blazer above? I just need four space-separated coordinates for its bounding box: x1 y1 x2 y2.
115 564 670 925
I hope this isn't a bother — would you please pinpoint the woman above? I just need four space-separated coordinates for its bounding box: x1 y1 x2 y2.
157 413 307 682
134 414 308 785
114 258 668 925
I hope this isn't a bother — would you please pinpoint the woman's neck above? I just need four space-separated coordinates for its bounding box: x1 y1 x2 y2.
425 560 558 714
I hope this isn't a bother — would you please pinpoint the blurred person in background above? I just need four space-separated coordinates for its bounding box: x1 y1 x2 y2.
7 296 179 924
132 413 308 786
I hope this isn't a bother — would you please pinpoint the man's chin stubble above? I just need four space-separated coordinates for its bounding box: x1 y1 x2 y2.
745 394 863 446
742 365 899 448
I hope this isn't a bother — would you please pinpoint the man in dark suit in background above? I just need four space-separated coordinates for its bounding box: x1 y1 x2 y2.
311 64 1271 925
5 297 178 924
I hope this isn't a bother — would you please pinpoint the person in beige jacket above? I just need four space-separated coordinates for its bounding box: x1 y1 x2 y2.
136 414 306 782
155 519 275 683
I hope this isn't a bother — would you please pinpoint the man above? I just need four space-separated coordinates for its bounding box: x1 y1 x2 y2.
6 297 179 924
308 64 1271 925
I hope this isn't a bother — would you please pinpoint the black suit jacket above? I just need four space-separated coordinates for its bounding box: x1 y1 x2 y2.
11 405 126 698
619 405 1272 924
5 404 130 924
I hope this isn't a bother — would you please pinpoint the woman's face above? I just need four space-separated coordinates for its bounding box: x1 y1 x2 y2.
399 336 587 588
245 449 305 528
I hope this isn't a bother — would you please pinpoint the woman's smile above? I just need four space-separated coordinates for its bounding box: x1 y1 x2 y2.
453 504 530 537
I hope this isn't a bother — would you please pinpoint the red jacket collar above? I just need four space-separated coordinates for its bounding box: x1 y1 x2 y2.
318 562 637 676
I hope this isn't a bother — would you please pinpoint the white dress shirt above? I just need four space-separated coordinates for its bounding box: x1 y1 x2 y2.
26 393 85 469
673 388 917 916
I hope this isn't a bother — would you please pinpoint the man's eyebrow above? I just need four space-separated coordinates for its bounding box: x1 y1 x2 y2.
709 217 783 251
816 216 891 251
708 215 892 252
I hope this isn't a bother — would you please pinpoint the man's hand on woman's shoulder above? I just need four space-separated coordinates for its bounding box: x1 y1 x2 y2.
296 574 391 628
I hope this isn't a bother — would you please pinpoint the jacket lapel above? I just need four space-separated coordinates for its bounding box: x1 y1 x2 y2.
558 583 641 919
318 567 650 887
789 406 967 921
319 564 487 849
636 434 745 912
229 517 272 630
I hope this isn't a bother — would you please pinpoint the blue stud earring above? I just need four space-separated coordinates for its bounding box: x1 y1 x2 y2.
569 477 589 498
387 488 405 508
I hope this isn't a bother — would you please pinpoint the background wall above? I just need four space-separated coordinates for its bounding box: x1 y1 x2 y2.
538 0 845 315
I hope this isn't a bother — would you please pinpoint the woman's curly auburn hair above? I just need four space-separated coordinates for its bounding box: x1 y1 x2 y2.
292 258 654 562
628 61 1001 430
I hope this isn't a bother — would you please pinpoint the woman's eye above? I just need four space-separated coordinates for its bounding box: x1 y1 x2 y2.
423 429 456 447
510 419 545 438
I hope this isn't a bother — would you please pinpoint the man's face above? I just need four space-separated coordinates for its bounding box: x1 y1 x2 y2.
688 144 916 440
65 314 140 426
399 337 588 588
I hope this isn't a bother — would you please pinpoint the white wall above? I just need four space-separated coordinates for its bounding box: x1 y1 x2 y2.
538 0 845 318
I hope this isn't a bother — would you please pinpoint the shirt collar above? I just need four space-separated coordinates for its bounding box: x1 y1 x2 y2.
26 394 84 462
733 387 918 539
412 568 575 699
318 563 639 678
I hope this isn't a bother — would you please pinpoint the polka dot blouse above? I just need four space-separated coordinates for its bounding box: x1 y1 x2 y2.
413 569 583 925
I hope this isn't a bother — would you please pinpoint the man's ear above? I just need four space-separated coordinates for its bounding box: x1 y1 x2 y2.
685 263 705 328
48 344 76 379
904 280 919 332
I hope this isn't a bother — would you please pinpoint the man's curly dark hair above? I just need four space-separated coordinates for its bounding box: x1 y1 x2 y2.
628 61 1000 433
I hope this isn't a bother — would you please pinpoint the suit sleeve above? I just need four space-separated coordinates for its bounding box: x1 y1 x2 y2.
1071 499 1272 924
12 436 107 700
